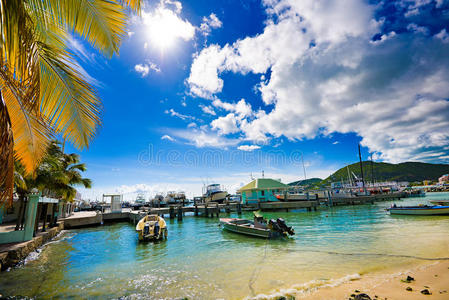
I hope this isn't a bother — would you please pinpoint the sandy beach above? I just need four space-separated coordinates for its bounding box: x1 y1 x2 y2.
303 261 449 300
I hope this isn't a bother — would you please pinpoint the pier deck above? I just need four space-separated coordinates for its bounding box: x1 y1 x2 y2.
62 192 407 228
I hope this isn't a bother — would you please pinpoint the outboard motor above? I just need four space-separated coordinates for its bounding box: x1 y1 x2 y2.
144 222 150 235
154 221 160 237
269 219 283 233
276 218 295 235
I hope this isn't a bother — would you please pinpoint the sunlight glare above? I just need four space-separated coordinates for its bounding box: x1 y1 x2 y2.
143 7 195 51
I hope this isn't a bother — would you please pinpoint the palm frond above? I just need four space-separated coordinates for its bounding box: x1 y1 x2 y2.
27 0 127 57
0 68 52 175
119 0 142 12
38 42 101 149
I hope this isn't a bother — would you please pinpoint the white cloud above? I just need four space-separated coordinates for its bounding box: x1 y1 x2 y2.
169 127 240 148
161 135 175 142
435 29 449 43
186 0 449 163
187 45 233 98
211 113 239 135
212 98 253 118
333 141 339 145
165 108 197 121
134 64 149 77
200 13 223 36
134 62 160 77
199 104 216 115
237 145 261 151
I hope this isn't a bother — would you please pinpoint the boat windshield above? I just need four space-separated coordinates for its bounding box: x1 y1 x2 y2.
207 184 221 193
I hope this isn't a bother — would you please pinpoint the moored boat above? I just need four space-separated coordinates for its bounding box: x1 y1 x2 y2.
220 213 294 238
429 199 449 206
136 214 168 241
387 205 449 215
203 184 228 203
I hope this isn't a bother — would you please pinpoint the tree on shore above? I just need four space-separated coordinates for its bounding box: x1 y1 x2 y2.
0 0 141 205
14 140 92 229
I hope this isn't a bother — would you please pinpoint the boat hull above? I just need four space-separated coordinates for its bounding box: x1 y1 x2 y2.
429 200 449 206
205 191 228 203
220 218 282 238
388 206 449 215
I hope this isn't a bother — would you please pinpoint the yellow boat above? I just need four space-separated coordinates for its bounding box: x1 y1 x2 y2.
136 214 167 241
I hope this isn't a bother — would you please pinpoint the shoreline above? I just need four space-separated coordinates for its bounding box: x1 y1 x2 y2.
0 222 64 271
251 260 449 300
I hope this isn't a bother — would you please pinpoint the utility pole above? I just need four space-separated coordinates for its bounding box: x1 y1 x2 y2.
358 144 366 191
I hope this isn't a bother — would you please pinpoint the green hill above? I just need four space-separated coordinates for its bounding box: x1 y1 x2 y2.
288 178 322 187
321 161 449 186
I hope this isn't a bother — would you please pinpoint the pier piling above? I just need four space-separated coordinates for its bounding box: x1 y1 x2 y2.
177 206 183 221
169 206 175 219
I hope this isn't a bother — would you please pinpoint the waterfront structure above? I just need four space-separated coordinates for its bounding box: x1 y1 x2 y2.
239 178 289 204
439 174 449 184
0 191 60 244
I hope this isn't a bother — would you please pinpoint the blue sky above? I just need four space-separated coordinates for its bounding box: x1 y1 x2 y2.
67 0 449 200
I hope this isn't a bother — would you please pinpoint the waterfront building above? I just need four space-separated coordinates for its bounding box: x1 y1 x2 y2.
238 178 289 204
438 174 449 184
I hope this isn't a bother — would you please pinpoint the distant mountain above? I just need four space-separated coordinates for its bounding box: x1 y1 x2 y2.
321 161 449 185
288 178 322 187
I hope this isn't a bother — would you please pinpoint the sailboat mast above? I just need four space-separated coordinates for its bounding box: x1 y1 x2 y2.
346 165 352 187
358 144 365 190
301 152 307 181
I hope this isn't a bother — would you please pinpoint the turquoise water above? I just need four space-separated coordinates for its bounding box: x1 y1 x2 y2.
1 193 448 299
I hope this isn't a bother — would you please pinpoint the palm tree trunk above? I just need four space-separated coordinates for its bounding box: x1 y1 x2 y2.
0 91 14 206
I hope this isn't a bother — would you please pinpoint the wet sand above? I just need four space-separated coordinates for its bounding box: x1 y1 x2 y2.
303 261 449 300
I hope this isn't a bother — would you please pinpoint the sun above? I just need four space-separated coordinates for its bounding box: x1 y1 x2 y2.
143 7 194 51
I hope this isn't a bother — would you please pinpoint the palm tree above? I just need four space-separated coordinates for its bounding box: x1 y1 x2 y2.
36 141 92 202
13 141 92 229
0 0 142 204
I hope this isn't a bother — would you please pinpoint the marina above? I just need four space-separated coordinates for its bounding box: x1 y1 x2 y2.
1 0 449 299
0 193 448 299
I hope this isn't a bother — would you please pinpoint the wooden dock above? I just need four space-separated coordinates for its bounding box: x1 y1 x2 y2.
323 192 405 206
62 192 407 228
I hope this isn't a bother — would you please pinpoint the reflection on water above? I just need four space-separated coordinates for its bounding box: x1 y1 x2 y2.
1 193 448 299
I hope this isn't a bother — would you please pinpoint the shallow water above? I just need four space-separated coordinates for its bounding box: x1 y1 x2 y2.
1 193 448 299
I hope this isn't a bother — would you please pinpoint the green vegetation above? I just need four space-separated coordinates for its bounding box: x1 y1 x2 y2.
321 161 449 186
1 0 141 205
288 178 322 188
14 140 91 230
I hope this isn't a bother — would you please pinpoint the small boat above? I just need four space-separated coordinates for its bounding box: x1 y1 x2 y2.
387 205 449 215
136 214 168 241
429 199 449 206
131 193 147 210
203 184 228 203
220 212 294 238
151 194 167 207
